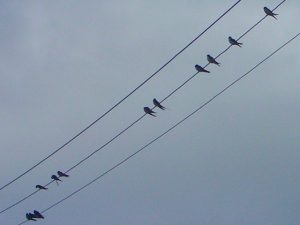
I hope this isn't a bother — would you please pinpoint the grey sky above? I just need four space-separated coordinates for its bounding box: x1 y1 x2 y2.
0 0 299 224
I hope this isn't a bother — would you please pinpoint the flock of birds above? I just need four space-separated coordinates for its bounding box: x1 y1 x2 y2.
23 6 279 222
35 171 69 190
25 171 69 221
143 7 277 118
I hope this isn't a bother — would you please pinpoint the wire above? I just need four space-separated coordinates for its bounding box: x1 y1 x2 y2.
0 0 242 192
0 0 286 215
16 30 300 225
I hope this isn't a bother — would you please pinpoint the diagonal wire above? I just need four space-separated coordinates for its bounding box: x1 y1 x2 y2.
16 30 300 225
0 0 286 215
0 0 242 192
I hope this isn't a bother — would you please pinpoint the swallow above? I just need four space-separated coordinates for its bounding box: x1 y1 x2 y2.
207 54 220 66
26 213 36 221
228 36 242 47
33 210 44 219
195 64 210 73
35 185 48 190
153 98 165 110
57 171 69 177
263 7 278 19
144 107 156 117
51 175 61 185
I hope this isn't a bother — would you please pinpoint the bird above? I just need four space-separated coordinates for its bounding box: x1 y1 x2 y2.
51 175 61 181
144 107 156 117
35 185 48 190
26 213 36 221
195 64 210 73
33 210 44 219
57 171 69 177
153 98 166 110
207 54 220 66
228 36 242 47
264 7 278 19
51 175 61 185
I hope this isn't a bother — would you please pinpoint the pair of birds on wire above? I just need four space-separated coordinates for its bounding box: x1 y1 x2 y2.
144 98 166 117
51 171 69 185
35 171 69 190
195 7 278 74
26 210 44 221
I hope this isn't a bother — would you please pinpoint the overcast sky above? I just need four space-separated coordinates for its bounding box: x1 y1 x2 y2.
0 0 299 224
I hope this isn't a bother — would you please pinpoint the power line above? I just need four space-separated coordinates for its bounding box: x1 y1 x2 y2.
0 0 286 215
16 30 300 225
0 0 242 192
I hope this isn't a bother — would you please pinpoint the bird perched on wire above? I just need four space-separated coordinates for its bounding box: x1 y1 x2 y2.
153 98 166 110
33 210 44 219
207 54 220 66
263 7 278 19
51 175 61 185
35 185 48 190
144 107 156 117
195 64 210 73
26 213 36 221
228 36 242 47
57 171 69 177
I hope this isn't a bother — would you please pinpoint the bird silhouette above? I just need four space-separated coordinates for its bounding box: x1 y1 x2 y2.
57 171 69 177
35 185 48 190
51 175 62 185
264 7 278 19
26 213 36 221
144 107 156 117
33 210 44 219
228 36 242 47
195 64 210 73
153 98 166 110
207 54 220 66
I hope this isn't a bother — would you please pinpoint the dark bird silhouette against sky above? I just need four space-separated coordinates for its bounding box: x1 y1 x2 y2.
207 54 220 66
195 64 210 73
264 6 278 19
57 171 69 177
228 36 243 47
35 185 48 190
144 107 156 117
153 98 166 110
